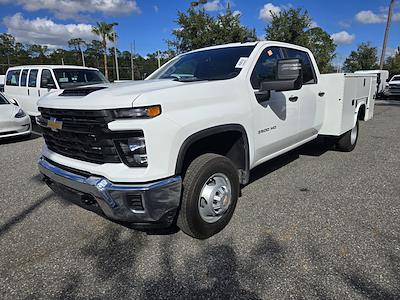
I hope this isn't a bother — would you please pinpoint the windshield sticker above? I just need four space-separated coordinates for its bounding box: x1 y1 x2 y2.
235 57 249 69
267 49 273 56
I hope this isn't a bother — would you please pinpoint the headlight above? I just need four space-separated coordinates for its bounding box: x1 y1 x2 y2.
115 134 148 167
112 105 161 119
14 108 26 118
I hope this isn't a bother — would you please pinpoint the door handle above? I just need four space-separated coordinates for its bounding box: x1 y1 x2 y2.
38 90 40 97
289 96 298 102
27 89 30 96
318 92 325 97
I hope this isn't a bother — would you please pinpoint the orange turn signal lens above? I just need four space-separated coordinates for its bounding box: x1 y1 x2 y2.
146 105 162 118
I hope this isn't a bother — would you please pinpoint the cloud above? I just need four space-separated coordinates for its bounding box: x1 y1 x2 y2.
259 3 282 22
204 0 223 12
153 5 159 13
331 31 355 45
355 8 400 24
0 0 141 20
338 20 351 28
3 13 98 48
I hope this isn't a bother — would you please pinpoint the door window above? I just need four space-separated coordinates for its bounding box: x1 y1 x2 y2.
284 48 316 84
40 69 56 88
250 47 284 89
28 69 39 88
6 70 21 86
20 69 29 87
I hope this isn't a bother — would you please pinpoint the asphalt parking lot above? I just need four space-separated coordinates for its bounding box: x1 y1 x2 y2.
0 101 399 299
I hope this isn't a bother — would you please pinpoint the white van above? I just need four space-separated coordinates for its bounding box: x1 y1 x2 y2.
355 70 389 97
4 66 108 117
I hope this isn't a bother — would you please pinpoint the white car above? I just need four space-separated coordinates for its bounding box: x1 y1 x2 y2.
384 75 400 99
4 65 108 117
0 93 31 139
37 41 377 239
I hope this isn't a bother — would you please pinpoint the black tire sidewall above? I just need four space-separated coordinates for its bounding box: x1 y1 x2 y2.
182 156 239 239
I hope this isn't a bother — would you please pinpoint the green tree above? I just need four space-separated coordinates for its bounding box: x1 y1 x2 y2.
0 33 16 66
306 27 336 73
214 7 256 45
343 42 378 72
168 5 255 53
68 38 86 66
91 21 118 79
385 51 400 77
264 8 336 73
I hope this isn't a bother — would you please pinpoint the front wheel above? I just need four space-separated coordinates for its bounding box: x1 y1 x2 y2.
336 120 359 152
177 153 239 239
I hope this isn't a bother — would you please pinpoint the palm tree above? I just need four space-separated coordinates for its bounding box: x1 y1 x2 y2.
68 38 86 67
91 21 118 79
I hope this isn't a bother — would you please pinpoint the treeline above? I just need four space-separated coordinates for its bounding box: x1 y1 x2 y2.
0 33 172 81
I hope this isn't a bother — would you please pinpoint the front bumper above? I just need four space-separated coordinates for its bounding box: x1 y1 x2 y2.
0 117 31 139
38 157 182 227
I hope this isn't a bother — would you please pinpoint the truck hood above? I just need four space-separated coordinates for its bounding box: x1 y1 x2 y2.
37 79 185 110
389 80 400 85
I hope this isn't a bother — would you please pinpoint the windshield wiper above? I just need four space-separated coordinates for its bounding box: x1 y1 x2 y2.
173 77 209 82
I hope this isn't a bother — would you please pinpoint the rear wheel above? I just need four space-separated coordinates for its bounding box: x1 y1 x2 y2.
336 120 359 152
177 153 239 239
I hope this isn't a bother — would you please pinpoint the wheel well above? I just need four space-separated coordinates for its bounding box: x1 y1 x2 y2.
358 104 366 120
176 126 249 184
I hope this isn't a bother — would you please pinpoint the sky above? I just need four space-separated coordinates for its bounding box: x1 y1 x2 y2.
0 0 399 66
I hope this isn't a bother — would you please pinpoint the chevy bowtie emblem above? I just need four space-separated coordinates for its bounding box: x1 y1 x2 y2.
47 117 63 132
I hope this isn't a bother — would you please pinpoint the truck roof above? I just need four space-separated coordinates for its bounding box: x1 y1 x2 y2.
186 41 313 55
6 65 99 71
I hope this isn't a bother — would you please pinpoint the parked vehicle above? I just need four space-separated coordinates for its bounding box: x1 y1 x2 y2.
0 75 5 92
0 92 31 139
355 70 389 98
4 66 108 118
383 75 400 99
37 42 376 239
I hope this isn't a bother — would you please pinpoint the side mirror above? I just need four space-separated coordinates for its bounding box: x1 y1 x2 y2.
10 98 19 106
260 58 303 93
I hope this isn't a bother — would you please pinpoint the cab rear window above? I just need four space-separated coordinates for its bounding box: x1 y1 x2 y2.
6 70 21 86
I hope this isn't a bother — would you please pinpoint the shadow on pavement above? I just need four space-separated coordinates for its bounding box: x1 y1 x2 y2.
0 132 41 145
0 192 53 238
249 138 332 184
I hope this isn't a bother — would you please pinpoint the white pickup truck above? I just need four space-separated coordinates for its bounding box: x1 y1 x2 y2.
37 41 376 239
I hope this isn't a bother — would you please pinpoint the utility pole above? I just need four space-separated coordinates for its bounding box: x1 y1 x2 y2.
131 41 136 80
80 46 86 67
157 50 161 68
113 31 120 81
380 0 395 69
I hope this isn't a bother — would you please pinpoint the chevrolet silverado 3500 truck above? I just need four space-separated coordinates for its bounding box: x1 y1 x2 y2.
37 42 376 239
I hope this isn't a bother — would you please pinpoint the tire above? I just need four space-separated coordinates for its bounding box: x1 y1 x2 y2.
177 153 239 239
336 120 359 152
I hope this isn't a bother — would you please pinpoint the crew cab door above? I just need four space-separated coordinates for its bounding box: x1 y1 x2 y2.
283 47 321 135
248 46 300 165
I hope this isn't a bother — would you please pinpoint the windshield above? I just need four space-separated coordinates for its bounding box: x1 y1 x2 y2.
53 69 108 89
0 93 9 105
148 46 255 81
391 76 400 81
